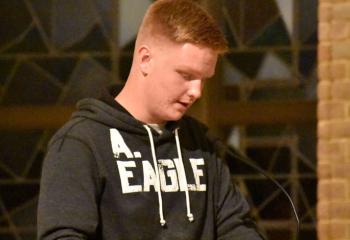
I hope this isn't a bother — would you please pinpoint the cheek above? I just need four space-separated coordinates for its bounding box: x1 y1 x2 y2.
162 80 183 102
156 75 178 95
149 66 185 101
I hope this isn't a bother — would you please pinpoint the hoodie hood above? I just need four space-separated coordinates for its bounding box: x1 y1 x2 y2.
72 97 182 140
73 98 146 135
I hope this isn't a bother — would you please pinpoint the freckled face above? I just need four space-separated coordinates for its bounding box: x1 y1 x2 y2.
143 42 218 124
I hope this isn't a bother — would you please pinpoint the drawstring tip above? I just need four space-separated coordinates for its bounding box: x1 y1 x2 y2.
160 219 166 226
187 213 194 222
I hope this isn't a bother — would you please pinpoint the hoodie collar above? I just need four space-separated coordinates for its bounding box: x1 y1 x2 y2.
98 85 180 133
73 86 181 138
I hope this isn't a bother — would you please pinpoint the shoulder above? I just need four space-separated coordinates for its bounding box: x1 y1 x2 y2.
48 115 104 149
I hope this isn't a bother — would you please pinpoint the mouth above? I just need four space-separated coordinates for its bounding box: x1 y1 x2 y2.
177 101 190 110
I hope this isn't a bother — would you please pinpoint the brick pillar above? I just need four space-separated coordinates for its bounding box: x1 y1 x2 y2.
318 1 350 240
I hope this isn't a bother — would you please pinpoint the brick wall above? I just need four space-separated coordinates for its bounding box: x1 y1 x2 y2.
318 1 350 239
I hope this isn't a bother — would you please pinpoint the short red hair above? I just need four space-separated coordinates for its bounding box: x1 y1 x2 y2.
137 0 228 54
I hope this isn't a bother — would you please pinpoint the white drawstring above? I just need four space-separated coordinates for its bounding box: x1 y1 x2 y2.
174 128 194 222
143 125 194 226
144 125 166 226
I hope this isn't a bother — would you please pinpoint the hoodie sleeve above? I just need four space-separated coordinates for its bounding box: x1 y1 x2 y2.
215 156 264 240
37 135 101 240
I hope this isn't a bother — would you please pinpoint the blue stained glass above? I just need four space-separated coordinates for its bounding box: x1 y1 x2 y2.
119 54 133 82
0 185 39 211
0 169 13 180
92 0 113 40
0 0 319 238
61 58 111 104
223 0 241 42
249 88 304 101
304 31 318 45
298 181 317 215
276 50 292 65
223 21 238 48
0 130 42 176
275 0 293 36
122 38 136 53
251 17 290 46
19 233 36 240
0 217 9 226
4 27 48 53
0 0 32 47
0 233 15 240
0 60 15 85
51 0 97 49
297 133 316 175
246 178 291 208
250 181 292 219
27 149 46 179
119 0 151 47
94 57 112 72
299 229 317 240
30 0 53 38
256 53 292 80
34 58 78 84
299 50 316 77
2 62 60 105
243 0 278 44
67 25 109 52
225 52 264 78
12 197 38 226
222 57 246 84
299 0 318 43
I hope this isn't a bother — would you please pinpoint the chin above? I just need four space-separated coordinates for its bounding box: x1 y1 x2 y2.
161 107 187 122
168 112 185 121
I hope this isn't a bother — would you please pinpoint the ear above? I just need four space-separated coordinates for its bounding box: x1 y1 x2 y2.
138 45 152 76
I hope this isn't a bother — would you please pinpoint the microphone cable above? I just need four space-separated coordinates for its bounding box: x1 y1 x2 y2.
210 135 300 238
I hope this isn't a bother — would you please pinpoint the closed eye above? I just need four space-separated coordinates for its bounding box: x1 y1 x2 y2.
176 70 195 81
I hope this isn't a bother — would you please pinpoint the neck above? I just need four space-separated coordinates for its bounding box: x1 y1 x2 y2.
116 74 163 124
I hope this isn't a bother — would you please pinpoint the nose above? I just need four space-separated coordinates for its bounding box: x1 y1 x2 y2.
187 79 203 100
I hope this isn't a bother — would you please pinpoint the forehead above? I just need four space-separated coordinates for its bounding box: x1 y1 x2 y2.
159 41 218 78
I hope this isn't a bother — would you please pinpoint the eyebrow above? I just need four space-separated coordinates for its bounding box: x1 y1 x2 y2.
176 67 213 79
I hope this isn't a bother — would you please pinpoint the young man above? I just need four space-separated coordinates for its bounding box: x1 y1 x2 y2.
37 0 263 239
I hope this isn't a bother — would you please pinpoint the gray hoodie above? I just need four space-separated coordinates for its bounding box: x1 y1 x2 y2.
37 95 262 240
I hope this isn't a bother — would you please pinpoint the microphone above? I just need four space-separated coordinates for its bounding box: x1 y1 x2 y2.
207 132 300 237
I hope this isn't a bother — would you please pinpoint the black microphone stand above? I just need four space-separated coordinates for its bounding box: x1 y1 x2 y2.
211 136 300 239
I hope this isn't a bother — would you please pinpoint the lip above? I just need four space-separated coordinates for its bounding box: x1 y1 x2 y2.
177 101 190 110
181 101 189 106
